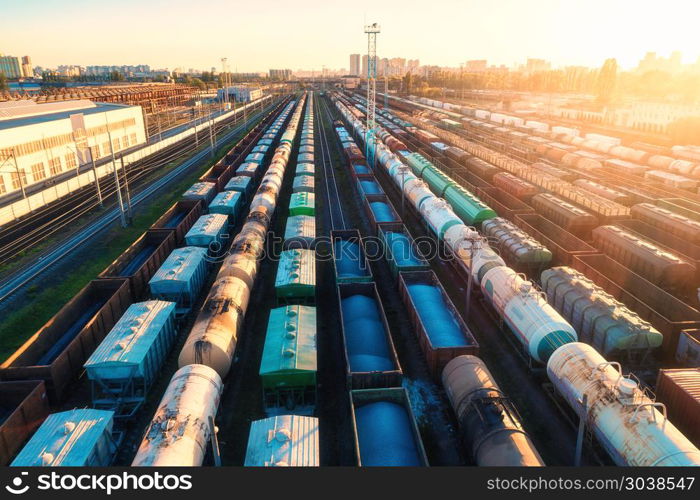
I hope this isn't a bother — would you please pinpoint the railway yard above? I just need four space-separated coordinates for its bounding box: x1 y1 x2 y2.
2 89 700 468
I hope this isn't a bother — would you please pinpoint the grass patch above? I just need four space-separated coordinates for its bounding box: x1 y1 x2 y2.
0 111 268 361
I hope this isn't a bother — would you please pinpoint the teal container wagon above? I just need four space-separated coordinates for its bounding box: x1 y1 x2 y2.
377 223 430 278
11 409 117 466
148 246 208 315
84 300 177 418
208 190 243 221
289 191 315 217
275 249 316 301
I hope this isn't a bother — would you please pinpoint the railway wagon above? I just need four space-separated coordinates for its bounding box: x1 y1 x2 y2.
148 246 209 314
208 190 244 222
295 163 315 177
0 279 132 402
618 219 700 282
98 229 175 300
572 179 632 206
531 193 599 238
236 161 260 178
481 217 553 272
363 194 401 234
443 184 497 226
657 198 700 222
84 300 177 418
199 163 233 193
184 213 229 251
492 172 539 201
11 409 117 466
571 253 700 360
224 175 254 198
283 215 317 250
149 199 204 246
244 415 319 467
182 181 217 204
631 203 700 245
377 223 430 278
292 175 315 194
244 152 266 165
540 267 663 358
475 186 535 223
591 225 695 292
655 369 700 448
356 174 384 197
349 387 428 466
337 282 402 389
442 356 544 466
289 191 315 217
350 162 371 176
604 158 649 176
0 381 50 466
331 229 373 284
275 248 316 301
676 329 700 366
259 305 317 411
398 270 478 378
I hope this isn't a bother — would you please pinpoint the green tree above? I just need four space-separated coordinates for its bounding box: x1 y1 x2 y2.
0 72 7 91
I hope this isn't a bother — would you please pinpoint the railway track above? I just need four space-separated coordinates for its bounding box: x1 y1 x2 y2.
315 93 347 230
0 100 280 304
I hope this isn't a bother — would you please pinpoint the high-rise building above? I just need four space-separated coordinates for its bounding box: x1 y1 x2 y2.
0 54 22 79
361 55 368 78
269 69 292 80
21 56 32 78
349 54 361 76
466 60 488 72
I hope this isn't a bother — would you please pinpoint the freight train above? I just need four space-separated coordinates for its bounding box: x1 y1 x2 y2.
331 92 700 467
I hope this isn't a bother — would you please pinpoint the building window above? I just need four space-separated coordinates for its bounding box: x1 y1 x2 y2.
122 135 129 148
112 137 121 152
31 162 47 181
11 169 27 190
65 153 77 169
130 133 137 145
91 144 101 160
49 157 62 175
0 176 6 195
103 141 111 155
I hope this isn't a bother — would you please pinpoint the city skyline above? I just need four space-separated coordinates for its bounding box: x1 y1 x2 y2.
2 0 699 73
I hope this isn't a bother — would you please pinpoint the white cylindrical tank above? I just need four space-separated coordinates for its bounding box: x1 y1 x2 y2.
480 266 525 315
547 343 700 466
419 197 462 238
178 275 250 378
504 287 577 363
132 364 223 466
404 178 434 211
443 224 505 283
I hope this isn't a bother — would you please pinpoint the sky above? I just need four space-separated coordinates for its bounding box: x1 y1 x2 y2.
1 0 699 72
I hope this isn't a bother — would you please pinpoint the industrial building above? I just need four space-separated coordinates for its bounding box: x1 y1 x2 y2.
269 69 292 80
217 85 264 102
0 99 146 197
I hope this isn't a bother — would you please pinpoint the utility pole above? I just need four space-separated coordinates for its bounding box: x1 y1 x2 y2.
364 22 380 169
89 146 103 207
120 156 133 223
208 116 215 157
465 233 482 319
105 114 127 227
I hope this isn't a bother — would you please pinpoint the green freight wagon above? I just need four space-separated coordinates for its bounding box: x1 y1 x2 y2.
259 305 317 411
289 192 315 217
443 184 497 226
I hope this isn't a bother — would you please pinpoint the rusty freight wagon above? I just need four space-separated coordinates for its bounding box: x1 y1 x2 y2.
531 193 599 238
98 229 176 299
0 381 50 465
149 199 204 246
0 280 133 402
337 283 402 389
398 270 478 378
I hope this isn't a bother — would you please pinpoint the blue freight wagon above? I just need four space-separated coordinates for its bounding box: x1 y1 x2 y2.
148 246 208 315
184 213 229 251
208 190 243 221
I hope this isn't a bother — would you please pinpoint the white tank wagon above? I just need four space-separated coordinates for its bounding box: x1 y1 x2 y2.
481 266 577 363
443 224 505 284
547 343 700 466
178 95 308 379
132 364 223 466
442 356 544 466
